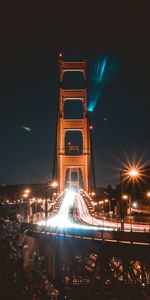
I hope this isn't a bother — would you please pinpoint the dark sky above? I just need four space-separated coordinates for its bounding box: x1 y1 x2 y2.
0 2 150 187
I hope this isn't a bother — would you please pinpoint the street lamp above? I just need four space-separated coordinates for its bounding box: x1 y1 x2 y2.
51 181 58 188
132 201 138 209
91 192 96 197
146 191 150 217
146 190 150 201
128 169 139 177
122 194 131 215
127 167 141 207
45 180 58 225
146 191 150 198
104 198 109 213
22 188 31 222
120 170 125 226
24 188 31 194
120 166 141 229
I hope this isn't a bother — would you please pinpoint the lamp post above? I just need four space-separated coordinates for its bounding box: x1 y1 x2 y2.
146 192 150 231
120 167 141 230
128 169 139 204
104 198 109 213
45 180 58 225
91 191 96 197
120 170 124 230
22 188 31 222
98 200 104 214
45 185 48 225
146 191 150 198
146 192 150 222
122 194 130 215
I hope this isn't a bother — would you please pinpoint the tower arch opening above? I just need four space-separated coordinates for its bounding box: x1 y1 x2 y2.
62 72 85 89
64 168 83 191
65 130 83 155
64 99 84 119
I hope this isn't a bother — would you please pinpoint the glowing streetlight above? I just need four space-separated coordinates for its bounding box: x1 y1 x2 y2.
50 181 58 188
24 188 31 194
22 188 31 222
22 188 31 199
120 165 142 223
127 167 142 209
44 180 59 225
146 191 150 198
104 199 109 203
104 198 109 212
91 192 96 197
132 201 138 209
146 191 150 216
128 169 139 177
23 188 31 199
122 194 132 215
23 193 28 198
125 165 143 182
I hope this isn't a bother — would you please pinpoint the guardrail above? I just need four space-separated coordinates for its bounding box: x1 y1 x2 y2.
21 223 150 247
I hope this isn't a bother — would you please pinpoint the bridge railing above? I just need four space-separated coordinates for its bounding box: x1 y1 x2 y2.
21 222 150 246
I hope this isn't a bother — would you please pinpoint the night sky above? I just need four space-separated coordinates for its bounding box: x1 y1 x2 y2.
0 3 150 187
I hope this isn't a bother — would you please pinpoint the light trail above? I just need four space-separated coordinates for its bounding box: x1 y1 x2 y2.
37 190 150 232
37 191 113 231
38 191 75 227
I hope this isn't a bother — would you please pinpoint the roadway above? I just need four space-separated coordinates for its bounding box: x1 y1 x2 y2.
37 190 150 233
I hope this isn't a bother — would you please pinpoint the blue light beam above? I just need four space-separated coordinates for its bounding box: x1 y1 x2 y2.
88 56 118 112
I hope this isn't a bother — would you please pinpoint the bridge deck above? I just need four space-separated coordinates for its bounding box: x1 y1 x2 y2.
21 223 150 248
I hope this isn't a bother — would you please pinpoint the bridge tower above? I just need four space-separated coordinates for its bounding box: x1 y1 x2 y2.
56 58 91 193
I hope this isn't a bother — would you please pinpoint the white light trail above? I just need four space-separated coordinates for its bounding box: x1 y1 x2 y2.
37 190 150 232
38 190 75 227
37 190 112 231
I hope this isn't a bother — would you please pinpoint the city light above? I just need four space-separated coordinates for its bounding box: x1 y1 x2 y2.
122 194 128 200
23 193 29 198
132 202 138 208
50 181 58 188
104 199 109 203
24 188 30 194
91 192 96 196
128 169 139 177
122 164 144 184
146 191 150 197
22 188 31 199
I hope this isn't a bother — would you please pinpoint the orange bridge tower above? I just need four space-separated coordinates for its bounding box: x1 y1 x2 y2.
57 58 91 193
